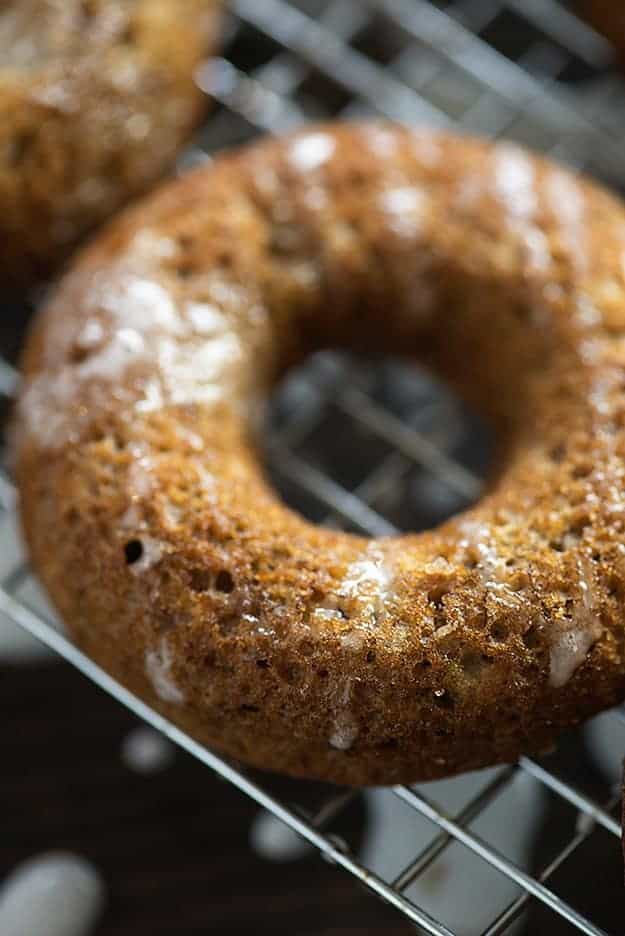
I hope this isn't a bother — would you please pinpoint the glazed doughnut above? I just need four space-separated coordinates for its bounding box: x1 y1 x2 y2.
14 123 625 786
0 0 219 288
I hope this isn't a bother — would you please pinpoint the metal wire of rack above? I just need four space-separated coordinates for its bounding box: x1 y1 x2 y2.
2 1 625 933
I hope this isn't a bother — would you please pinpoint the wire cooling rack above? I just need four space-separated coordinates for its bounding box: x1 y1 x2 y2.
2 2 625 934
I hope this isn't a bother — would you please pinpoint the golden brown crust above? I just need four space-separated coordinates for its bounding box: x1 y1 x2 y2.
14 123 625 785
0 0 220 288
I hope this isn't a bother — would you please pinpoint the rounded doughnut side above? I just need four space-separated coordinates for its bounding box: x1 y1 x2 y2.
0 0 219 288
14 124 625 785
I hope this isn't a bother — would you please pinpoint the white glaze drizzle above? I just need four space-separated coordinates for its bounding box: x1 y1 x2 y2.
101 275 181 332
186 301 228 334
546 169 587 274
329 680 359 751
18 260 248 449
127 451 156 499
339 546 394 614
329 709 359 751
119 502 144 531
494 145 537 218
493 145 550 274
314 544 394 628
145 637 184 703
549 556 602 688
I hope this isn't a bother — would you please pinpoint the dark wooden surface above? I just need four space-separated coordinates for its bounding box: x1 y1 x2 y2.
2 659 411 936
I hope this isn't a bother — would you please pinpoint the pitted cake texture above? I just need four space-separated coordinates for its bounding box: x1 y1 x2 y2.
14 123 625 785
0 0 219 287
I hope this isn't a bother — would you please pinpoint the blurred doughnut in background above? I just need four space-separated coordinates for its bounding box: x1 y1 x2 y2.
0 0 220 289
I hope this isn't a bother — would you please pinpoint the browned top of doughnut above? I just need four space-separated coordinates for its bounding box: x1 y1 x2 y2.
15 123 625 785
0 0 219 287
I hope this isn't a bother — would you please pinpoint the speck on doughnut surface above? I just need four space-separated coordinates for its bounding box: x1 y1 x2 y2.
0 0 219 288
14 123 625 785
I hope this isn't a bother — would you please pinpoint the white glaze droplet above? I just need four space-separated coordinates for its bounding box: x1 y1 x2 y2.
329 680 359 751
186 301 228 334
329 709 359 751
102 276 181 334
0 852 105 936
75 318 104 350
127 453 156 499
549 557 602 688
288 133 336 173
145 637 184 703
339 629 366 651
494 145 537 218
80 327 145 380
119 503 144 531
493 145 550 274
134 332 243 412
315 545 394 628
340 546 393 612
549 627 597 689
546 169 587 273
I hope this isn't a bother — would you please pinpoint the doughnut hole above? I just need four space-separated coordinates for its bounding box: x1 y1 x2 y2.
265 355 493 534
